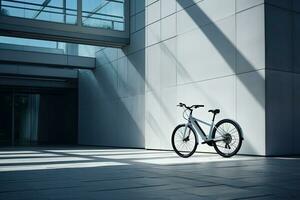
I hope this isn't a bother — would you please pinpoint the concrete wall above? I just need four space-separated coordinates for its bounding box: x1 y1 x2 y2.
78 44 146 147
143 0 266 155
78 0 268 155
78 0 146 148
265 0 300 155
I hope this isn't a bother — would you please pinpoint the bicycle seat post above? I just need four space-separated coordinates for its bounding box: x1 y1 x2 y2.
209 109 220 122
212 113 216 122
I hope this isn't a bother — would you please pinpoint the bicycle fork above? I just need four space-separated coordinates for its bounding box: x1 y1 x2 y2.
182 125 191 142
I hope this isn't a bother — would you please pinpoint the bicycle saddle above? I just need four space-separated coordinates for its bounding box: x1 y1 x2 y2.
208 109 220 115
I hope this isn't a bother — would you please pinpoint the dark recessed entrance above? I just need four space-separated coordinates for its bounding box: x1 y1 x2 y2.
0 86 78 146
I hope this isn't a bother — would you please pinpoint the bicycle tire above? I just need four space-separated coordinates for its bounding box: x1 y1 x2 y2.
212 119 243 157
171 124 198 158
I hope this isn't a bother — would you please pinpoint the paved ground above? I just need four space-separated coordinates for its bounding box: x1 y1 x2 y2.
0 146 299 200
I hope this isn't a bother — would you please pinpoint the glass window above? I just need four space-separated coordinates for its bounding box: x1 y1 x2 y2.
0 35 101 57
0 0 77 24
0 36 61 48
82 0 125 31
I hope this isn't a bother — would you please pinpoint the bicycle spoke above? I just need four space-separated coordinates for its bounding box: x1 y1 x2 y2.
217 144 226 149
178 142 185 148
185 143 191 151
230 143 237 148
184 143 189 152
225 123 230 132
227 127 237 134
216 128 226 137
218 126 227 135
175 140 184 147
172 125 197 157
180 130 184 138
175 139 184 142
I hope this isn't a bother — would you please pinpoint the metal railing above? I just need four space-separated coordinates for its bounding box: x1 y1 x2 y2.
0 0 125 30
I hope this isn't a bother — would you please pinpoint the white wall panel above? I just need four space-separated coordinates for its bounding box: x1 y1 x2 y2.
146 21 161 46
147 0 160 25
161 14 177 41
161 38 177 88
237 70 265 155
161 0 176 18
146 44 161 92
236 5 265 73
177 0 235 35
177 16 235 84
236 0 264 12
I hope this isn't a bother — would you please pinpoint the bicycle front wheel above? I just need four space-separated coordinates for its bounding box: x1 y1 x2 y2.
171 124 198 158
212 119 243 157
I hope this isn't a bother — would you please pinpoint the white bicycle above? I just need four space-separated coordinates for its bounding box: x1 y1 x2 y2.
171 103 244 158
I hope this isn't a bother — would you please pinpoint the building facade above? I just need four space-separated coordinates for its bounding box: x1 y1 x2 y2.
0 0 299 156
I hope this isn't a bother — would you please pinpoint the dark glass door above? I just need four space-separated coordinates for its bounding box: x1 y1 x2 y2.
0 93 13 145
14 94 39 145
0 88 77 146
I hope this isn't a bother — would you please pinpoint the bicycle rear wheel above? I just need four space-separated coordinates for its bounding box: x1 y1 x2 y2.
212 119 243 157
171 124 198 158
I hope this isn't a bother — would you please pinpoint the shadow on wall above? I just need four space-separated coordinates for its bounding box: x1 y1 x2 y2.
175 0 264 154
78 0 146 148
139 0 263 154
79 66 145 148
176 0 265 107
80 0 264 155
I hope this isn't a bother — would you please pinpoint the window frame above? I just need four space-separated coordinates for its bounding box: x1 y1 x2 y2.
0 0 129 47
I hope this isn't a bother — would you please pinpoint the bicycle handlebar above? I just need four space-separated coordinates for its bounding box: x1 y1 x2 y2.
177 102 204 110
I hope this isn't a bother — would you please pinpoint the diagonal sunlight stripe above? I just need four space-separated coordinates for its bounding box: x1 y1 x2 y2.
70 150 164 156
0 151 40 154
92 152 222 160
133 156 263 165
0 157 90 164
0 153 64 158
0 162 129 172
93 152 177 160
46 149 148 153
271 157 300 160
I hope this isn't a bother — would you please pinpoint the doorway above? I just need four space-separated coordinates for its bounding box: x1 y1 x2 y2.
0 89 78 146
0 93 12 145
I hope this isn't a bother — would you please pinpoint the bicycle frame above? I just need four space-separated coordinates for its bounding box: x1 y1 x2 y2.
189 116 214 141
183 110 223 143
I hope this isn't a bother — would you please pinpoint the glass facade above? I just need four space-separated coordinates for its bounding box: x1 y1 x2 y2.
82 0 125 31
0 0 77 24
0 0 125 31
